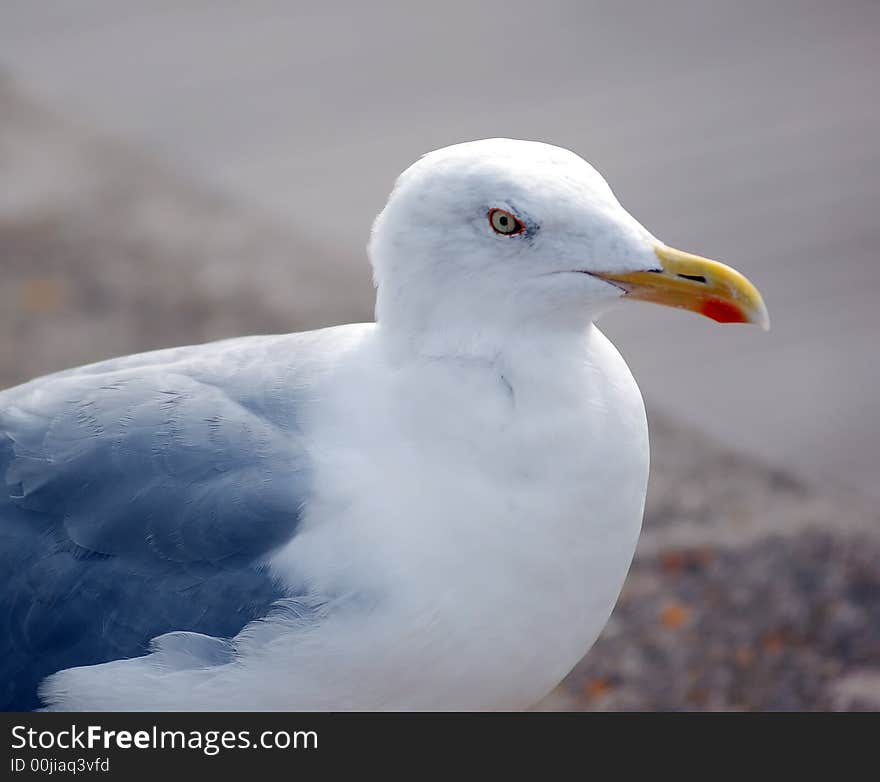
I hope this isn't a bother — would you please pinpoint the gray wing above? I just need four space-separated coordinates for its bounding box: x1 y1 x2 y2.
0 333 320 710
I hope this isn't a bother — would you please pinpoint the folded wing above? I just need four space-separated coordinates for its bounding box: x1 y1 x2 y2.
0 335 313 710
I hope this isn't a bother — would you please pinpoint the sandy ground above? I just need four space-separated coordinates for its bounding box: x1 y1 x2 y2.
2 0 879 499
2 80 878 710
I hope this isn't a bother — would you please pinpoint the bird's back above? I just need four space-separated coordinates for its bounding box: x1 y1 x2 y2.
0 327 359 710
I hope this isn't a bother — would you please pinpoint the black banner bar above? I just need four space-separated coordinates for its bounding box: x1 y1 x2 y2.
1 711 875 775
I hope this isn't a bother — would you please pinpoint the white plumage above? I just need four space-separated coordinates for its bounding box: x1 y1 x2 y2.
3 139 766 710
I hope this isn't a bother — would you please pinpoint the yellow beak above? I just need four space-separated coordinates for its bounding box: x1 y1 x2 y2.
592 245 770 330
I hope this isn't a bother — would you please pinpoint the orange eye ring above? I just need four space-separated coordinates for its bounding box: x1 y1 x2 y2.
488 208 526 236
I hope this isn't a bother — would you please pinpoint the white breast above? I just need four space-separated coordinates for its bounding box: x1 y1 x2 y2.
270 324 649 710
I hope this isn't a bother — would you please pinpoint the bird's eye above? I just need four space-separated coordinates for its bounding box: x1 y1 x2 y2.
488 208 525 236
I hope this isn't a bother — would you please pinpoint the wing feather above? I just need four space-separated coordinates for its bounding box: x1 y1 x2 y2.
0 333 317 709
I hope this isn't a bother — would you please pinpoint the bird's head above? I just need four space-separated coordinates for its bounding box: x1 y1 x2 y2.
370 138 768 354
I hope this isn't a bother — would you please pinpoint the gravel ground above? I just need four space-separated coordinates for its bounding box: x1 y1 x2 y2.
583 531 880 711
2 79 878 710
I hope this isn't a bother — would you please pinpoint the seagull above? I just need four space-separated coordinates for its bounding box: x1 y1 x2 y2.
0 139 768 711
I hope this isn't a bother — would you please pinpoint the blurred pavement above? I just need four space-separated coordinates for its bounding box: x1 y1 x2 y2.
3 2 880 710
2 77 879 710
2 0 879 497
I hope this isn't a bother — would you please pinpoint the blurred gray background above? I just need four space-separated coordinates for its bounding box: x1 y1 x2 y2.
3 0 879 497
1 0 878 709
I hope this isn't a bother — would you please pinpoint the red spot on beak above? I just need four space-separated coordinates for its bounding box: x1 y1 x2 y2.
700 298 747 324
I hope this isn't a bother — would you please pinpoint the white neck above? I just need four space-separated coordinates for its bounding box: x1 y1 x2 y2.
375 283 597 365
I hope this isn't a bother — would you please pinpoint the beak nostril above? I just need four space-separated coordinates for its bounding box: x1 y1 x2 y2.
677 273 707 284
